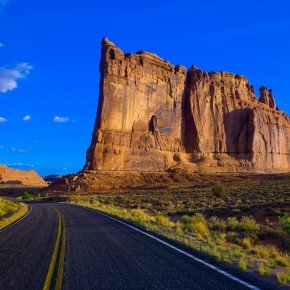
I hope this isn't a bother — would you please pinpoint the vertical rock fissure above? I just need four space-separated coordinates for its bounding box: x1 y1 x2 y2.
181 73 200 153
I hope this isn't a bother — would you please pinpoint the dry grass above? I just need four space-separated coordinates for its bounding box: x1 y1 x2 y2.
0 197 29 229
67 173 290 286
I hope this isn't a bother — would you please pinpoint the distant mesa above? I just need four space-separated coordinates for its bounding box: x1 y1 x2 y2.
0 165 47 186
83 38 289 174
43 174 64 184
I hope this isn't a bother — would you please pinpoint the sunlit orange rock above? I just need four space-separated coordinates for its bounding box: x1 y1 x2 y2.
0 165 47 186
84 38 290 173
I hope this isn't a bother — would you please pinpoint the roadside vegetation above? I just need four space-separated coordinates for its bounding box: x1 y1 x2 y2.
22 191 34 200
68 174 290 286
0 196 29 229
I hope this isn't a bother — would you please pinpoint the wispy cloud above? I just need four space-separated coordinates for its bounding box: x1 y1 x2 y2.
23 114 31 121
0 145 4 149
7 162 35 169
0 62 33 94
0 43 3 48
53 116 69 123
11 147 26 153
0 116 8 122
8 162 34 168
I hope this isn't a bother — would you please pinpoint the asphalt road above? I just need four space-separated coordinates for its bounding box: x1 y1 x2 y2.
0 202 280 290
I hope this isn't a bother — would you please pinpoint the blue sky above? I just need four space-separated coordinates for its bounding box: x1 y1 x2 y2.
0 0 289 176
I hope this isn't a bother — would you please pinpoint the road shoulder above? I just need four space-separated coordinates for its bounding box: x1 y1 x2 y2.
0 202 30 231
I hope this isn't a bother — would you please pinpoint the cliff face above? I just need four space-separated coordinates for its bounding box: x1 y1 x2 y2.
0 165 47 186
85 38 290 173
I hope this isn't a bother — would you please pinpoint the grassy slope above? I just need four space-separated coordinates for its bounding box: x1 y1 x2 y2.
73 200 290 285
0 197 29 229
69 174 290 286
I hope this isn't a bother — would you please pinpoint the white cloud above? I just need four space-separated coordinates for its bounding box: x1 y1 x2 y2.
0 62 33 94
23 114 31 121
0 117 8 122
8 162 34 167
53 116 69 123
11 147 26 153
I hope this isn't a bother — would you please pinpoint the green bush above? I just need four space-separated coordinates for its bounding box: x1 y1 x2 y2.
281 213 290 235
238 257 247 270
22 191 34 200
182 213 208 236
239 216 260 231
212 184 226 198
277 270 290 285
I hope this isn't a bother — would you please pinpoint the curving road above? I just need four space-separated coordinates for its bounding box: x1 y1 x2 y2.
0 202 280 290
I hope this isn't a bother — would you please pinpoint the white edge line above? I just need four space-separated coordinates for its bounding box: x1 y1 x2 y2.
0 204 32 233
71 204 260 290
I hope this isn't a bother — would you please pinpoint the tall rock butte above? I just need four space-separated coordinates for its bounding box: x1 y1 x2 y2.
84 38 290 173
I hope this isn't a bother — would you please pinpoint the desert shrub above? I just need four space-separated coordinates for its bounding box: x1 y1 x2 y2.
43 193 53 201
225 231 239 243
212 232 226 245
275 254 290 267
252 245 273 259
241 237 252 250
238 257 247 270
281 213 290 235
258 263 270 276
277 270 290 285
272 209 283 216
175 221 183 234
0 197 20 218
22 191 34 200
182 213 208 236
238 216 260 231
209 216 226 231
0 208 6 217
155 215 175 228
226 217 239 231
130 208 152 222
212 184 226 198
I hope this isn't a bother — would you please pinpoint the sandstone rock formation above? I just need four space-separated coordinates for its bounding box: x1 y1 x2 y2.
0 165 47 186
84 38 290 173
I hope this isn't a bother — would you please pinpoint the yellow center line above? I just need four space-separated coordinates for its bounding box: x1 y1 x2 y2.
56 211 66 290
43 207 66 290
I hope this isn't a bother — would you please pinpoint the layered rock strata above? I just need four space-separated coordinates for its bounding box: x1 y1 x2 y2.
84 38 290 173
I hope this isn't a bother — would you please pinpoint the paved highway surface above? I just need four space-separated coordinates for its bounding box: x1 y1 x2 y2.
0 202 280 289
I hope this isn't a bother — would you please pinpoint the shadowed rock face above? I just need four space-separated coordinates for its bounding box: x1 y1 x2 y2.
84 38 290 173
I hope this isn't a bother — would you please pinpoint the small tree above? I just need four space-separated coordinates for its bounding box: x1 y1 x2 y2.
212 184 226 198
22 191 34 200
